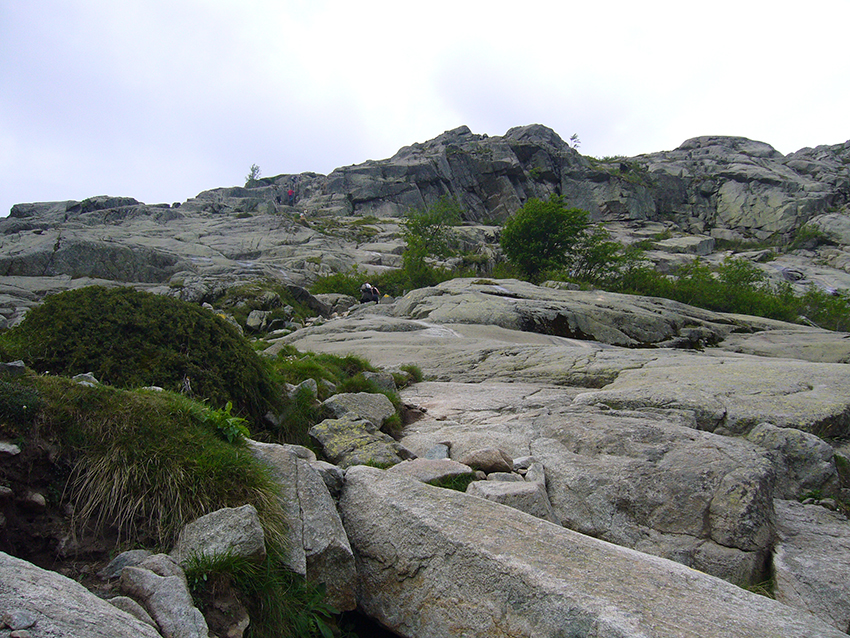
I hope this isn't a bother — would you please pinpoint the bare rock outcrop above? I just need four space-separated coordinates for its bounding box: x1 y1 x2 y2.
773 499 850 632
339 465 844 638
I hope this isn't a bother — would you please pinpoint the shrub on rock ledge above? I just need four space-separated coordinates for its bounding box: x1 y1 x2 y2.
0 286 278 424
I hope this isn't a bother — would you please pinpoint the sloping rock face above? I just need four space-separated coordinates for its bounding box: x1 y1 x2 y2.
773 499 850 632
339 466 844 638
637 136 850 238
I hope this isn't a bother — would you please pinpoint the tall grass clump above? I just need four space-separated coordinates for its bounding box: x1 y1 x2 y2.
185 545 338 638
32 375 286 549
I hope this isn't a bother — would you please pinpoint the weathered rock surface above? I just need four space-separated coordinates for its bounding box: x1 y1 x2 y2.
465 479 559 523
401 381 778 585
773 499 850 632
2 125 849 327
0 551 162 638
309 414 413 468
119 554 209 638
387 457 474 484
339 466 843 638
322 391 396 427
746 422 840 499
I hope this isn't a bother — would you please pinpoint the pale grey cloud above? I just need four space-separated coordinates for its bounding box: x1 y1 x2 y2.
1 0 848 217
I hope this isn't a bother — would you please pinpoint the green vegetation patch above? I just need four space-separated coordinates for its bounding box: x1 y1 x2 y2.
0 286 280 425
18 375 286 549
427 473 475 492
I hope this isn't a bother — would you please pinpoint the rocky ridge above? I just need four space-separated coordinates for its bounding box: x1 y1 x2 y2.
1 125 850 327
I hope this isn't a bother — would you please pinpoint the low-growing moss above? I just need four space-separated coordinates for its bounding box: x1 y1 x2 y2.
427 473 476 492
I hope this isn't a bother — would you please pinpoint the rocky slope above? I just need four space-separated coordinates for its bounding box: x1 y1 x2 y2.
1 124 850 327
2 126 850 636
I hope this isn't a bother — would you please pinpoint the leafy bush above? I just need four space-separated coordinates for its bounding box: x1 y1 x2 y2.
402 196 462 258
500 196 591 282
797 287 850 332
309 267 366 298
0 286 279 425
202 401 250 443
400 197 464 290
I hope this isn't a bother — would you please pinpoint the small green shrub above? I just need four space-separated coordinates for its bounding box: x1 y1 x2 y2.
275 386 323 448
0 379 43 435
401 364 424 383
309 267 366 298
245 164 261 187
202 401 250 443
382 413 403 437
427 473 476 492
789 224 836 251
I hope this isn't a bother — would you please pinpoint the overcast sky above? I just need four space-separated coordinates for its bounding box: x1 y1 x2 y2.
2 1 849 217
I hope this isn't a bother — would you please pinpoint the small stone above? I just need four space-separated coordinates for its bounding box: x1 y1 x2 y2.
73 372 99 386
2 610 37 630
20 491 46 510
0 441 21 457
0 360 26 377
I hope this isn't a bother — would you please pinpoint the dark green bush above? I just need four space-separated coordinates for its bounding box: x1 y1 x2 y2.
500 196 591 282
0 286 279 425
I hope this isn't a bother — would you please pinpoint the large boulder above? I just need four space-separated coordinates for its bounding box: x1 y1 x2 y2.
338 466 843 638
0 551 162 638
322 391 396 427
171 504 266 566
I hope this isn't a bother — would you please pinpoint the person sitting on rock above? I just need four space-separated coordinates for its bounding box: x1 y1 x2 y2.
360 283 380 303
